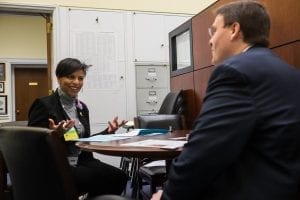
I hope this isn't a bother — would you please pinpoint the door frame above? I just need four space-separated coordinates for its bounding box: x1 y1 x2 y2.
10 59 47 120
0 2 56 94
0 3 56 121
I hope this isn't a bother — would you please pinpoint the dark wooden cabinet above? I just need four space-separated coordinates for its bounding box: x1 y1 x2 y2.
261 0 300 48
170 72 196 128
171 0 300 128
192 8 214 70
193 66 216 112
272 41 300 69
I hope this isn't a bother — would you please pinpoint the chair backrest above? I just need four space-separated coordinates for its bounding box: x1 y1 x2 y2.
158 90 185 115
135 114 186 130
0 121 28 200
0 151 7 199
0 126 78 200
0 121 28 127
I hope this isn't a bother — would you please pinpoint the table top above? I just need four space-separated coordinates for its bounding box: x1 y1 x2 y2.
76 130 190 159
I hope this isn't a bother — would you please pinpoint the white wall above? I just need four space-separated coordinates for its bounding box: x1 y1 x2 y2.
1 0 217 14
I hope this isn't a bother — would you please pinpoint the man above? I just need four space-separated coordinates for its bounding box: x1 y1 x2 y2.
152 1 300 200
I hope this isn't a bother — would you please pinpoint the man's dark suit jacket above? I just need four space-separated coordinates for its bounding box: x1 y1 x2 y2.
163 46 300 200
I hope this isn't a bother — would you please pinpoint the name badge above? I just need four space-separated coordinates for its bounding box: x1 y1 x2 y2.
64 127 79 141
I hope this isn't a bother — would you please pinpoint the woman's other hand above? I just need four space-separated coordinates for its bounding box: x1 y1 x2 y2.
107 116 127 133
151 190 163 200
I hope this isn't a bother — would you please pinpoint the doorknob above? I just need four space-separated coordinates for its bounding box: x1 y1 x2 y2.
16 109 20 115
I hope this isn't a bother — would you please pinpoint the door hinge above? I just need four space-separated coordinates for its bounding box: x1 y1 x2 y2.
46 22 52 34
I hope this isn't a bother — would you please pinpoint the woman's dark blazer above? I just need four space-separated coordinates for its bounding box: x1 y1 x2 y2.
28 90 92 136
28 89 106 159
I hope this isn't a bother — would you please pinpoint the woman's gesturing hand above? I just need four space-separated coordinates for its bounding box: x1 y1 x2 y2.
107 116 127 133
49 118 76 137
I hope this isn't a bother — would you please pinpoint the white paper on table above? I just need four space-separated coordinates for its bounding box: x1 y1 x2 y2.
143 160 166 167
124 120 134 127
113 129 141 137
121 139 187 149
76 134 130 142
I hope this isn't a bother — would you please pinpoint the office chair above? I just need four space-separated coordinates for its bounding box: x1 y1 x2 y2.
157 90 185 115
0 152 5 199
134 90 186 132
120 90 186 199
135 114 186 200
0 126 134 200
132 90 186 199
124 89 185 130
0 121 28 127
0 121 28 200
0 151 11 200
134 114 185 131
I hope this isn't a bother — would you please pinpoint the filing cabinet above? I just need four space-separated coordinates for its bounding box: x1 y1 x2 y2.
135 64 170 115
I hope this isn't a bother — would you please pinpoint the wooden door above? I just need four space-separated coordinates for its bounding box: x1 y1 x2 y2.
14 68 48 121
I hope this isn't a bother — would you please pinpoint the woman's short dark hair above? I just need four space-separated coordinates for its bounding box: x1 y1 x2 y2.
216 0 270 47
55 58 90 78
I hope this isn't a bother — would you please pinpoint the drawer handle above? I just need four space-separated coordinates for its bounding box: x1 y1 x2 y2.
146 100 158 105
145 77 157 81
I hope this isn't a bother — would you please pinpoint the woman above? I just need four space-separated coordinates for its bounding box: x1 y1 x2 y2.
28 58 128 197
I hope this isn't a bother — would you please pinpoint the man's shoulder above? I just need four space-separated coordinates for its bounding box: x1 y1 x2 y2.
220 47 278 73
225 46 271 65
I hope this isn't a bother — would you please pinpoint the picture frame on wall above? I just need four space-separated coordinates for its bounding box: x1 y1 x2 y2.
0 82 4 93
0 63 5 81
0 95 7 115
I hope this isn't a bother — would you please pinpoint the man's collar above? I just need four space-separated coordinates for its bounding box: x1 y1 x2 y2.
242 44 254 52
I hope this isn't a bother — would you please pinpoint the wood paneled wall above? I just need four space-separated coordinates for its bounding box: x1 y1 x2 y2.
171 0 300 129
170 73 196 128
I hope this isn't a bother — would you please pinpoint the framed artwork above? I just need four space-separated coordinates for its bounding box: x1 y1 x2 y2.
0 95 7 115
0 63 5 81
0 82 4 93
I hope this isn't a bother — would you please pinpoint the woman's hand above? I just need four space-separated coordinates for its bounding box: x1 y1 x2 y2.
49 118 75 137
151 190 163 200
107 116 127 133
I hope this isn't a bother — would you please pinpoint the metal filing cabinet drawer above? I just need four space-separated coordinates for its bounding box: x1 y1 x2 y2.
136 65 169 88
136 88 169 112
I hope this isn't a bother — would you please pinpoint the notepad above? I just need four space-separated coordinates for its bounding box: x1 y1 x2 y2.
113 129 169 137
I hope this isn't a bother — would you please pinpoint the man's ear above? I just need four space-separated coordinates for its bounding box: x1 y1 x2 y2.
230 22 242 40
